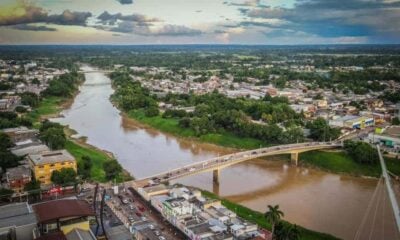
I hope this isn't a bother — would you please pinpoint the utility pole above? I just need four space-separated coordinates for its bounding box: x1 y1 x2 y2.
100 189 108 240
93 184 100 236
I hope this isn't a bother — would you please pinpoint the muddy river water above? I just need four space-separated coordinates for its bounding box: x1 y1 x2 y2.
53 67 397 240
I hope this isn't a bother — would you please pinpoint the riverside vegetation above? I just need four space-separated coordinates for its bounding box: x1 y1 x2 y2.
109 70 396 178
1 70 128 183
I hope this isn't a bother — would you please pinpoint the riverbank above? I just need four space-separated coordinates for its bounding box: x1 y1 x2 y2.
28 84 129 183
300 150 400 178
70 68 382 239
200 190 340 240
124 109 399 179
127 109 265 149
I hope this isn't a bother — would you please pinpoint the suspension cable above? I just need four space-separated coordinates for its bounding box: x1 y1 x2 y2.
354 177 383 240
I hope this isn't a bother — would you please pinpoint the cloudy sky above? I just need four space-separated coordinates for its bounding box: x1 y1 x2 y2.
0 0 399 44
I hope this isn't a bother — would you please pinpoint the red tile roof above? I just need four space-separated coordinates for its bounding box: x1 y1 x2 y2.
32 199 95 223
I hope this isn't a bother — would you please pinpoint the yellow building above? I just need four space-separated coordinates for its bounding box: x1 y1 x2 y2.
28 150 77 185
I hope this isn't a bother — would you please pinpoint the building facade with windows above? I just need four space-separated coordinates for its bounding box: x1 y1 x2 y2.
2 165 32 193
27 150 77 185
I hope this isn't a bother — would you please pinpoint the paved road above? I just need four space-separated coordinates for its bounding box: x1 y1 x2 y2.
77 183 182 239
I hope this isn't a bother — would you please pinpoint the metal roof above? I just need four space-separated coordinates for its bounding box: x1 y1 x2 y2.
32 199 94 223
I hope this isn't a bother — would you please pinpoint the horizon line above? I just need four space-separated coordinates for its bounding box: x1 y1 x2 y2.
1 43 400 47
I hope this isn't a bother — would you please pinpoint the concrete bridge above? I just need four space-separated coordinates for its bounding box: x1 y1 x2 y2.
135 141 342 187
78 70 113 74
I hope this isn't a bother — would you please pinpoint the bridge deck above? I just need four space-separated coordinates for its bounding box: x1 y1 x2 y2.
136 141 342 186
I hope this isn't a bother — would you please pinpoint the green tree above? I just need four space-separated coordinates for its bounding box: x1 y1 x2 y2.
24 179 42 200
344 140 378 164
15 106 27 113
0 132 14 150
306 118 340 141
24 179 41 191
144 106 160 117
0 152 20 171
0 132 20 171
78 155 93 179
51 168 77 186
103 160 122 181
264 204 284 239
31 78 40 85
0 188 14 202
40 127 66 150
20 92 40 107
392 117 400 125
275 222 300 240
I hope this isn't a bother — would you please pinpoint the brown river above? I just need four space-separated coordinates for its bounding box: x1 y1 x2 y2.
53 67 398 240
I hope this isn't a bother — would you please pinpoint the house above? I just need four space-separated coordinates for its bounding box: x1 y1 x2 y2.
0 202 38 240
3 165 32 193
28 150 77 185
0 99 9 110
11 143 49 157
32 199 95 235
329 115 374 129
2 127 39 143
368 126 400 153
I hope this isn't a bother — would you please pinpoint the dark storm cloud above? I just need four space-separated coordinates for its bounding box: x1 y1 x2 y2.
46 10 92 26
238 0 400 39
97 11 160 26
12 24 56 31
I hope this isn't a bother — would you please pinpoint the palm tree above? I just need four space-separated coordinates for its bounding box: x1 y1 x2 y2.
264 204 284 239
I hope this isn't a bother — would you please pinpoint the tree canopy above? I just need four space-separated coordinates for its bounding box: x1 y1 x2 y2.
51 168 77 186
344 140 378 164
103 160 122 181
39 120 66 150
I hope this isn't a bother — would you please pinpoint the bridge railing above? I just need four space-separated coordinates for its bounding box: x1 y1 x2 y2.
139 141 341 182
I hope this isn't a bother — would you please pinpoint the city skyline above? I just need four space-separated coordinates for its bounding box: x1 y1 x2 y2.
1 0 400 45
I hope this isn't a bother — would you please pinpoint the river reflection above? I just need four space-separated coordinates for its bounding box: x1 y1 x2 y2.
53 67 397 240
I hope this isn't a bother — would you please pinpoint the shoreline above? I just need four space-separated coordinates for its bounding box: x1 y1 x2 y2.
32 74 132 183
119 111 236 154
199 189 340 240
50 68 376 239
117 107 389 179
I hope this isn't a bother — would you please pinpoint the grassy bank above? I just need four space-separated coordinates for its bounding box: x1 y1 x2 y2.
201 190 340 240
300 150 400 178
128 109 400 179
28 88 126 183
64 140 110 182
28 96 65 125
128 109 265 149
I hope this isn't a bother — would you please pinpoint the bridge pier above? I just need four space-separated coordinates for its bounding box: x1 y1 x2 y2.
213 169 220 184
291 152 299 166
